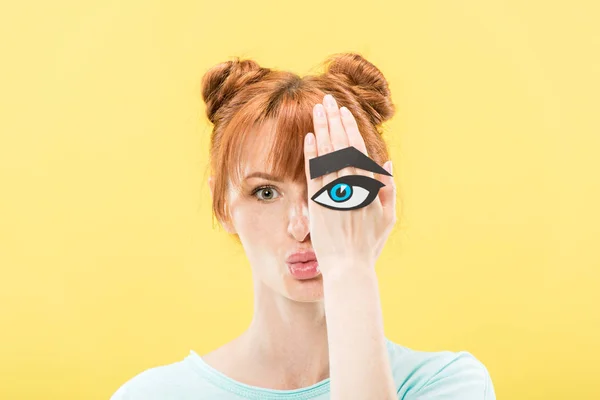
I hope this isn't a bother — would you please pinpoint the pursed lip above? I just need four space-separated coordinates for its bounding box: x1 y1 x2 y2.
286 250 317 264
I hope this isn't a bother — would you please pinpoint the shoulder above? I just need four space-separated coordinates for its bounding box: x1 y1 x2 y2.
385 338 496 400
110 354 220 400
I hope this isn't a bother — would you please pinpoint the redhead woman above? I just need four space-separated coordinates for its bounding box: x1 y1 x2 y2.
111 53 495 399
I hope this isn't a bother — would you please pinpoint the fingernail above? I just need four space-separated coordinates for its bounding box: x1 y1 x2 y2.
306 133 314 145
388 161 393 174
314 104 325 117
324 94 335 107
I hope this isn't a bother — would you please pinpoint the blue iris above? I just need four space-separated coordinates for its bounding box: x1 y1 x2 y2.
329 183 352 202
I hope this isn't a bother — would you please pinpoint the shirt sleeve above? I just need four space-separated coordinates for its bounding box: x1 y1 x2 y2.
109 384 130 400
408 351 496 400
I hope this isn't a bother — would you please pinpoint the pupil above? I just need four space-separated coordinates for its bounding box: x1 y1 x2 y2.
330 183 352 202
263 189 271 198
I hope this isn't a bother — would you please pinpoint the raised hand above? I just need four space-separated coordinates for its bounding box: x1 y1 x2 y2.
303 94 396 277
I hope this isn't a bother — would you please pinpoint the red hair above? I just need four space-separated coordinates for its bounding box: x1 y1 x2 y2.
200 52 397 232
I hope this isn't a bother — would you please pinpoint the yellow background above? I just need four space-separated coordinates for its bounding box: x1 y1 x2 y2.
1 1 598 398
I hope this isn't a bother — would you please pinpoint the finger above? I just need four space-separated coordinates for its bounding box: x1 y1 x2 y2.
339 106 374 180
313 103 337 187
304 132 322 203
377 161 397 224
323 94 353 178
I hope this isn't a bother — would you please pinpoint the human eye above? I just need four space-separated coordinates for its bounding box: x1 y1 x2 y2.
310 175 384 210
251 185 281 202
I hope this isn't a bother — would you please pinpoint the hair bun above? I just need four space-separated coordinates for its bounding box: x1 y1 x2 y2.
201 57 270 124
323 52 396 126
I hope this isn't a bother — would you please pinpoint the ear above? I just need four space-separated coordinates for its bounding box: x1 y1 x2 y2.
208 176 237 234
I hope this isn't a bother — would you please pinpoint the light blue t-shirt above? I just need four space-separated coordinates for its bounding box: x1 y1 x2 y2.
110 337 495 399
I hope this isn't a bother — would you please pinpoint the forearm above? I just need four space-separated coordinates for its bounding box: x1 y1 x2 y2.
322 263 397 400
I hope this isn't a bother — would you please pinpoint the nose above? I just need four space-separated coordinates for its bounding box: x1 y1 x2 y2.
287 200 310 242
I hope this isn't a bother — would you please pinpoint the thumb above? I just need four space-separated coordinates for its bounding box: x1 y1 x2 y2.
378 161 396 223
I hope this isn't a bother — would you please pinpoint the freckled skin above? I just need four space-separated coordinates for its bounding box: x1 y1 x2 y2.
214 121 325 303
204 118 330 388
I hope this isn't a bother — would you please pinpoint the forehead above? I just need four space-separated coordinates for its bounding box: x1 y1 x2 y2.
239 119 278 175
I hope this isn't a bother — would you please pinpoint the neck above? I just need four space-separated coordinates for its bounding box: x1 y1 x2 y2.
239 279 330 388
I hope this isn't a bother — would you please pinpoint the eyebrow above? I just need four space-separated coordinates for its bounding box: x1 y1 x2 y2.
309 146 392 179
243 172 285 183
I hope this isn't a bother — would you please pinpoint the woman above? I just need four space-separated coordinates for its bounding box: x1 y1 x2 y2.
111 53 495 399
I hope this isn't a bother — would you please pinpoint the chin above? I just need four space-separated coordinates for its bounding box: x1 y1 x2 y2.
281 273 324 302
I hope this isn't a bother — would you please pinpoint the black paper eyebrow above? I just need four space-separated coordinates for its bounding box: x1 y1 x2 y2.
309 146 392 179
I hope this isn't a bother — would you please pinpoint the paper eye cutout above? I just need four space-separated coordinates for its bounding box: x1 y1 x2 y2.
311 175 385 211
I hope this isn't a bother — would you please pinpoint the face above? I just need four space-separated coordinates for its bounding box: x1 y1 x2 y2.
209 120 324 302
